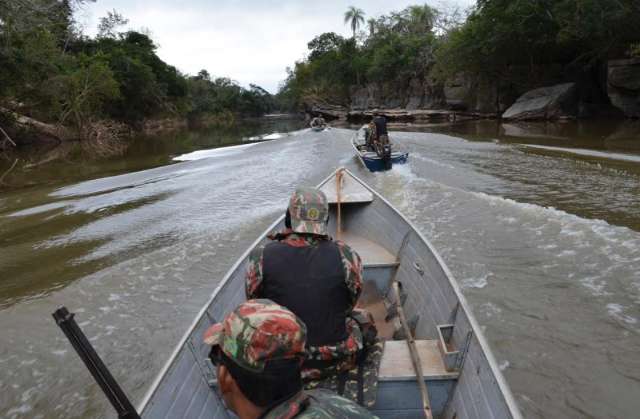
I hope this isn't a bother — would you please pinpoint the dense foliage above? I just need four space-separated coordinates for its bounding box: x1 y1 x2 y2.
0 0 274 135
280 1 640 109
278 4 446 108
435 0 640 80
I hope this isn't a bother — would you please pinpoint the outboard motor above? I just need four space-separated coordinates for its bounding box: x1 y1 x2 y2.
382 144 392 170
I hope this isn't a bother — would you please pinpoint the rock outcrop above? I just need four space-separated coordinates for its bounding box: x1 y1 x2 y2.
350 79 445 112
502 83 578 120
608 58 640 118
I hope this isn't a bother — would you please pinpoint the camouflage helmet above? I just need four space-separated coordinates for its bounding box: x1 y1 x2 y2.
203 299 307 372
288 187 328 235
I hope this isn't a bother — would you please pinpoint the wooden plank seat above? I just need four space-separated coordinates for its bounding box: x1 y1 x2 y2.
379 340 459 381
372 340 460 419
340 232 397 267
341 232 398 294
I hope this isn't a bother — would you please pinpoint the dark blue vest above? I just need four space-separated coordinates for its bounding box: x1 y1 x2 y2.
262 240 349 346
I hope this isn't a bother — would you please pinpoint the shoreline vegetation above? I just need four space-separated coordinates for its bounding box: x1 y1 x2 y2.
0 1 280 155
280 2 640 123
2 1 639 164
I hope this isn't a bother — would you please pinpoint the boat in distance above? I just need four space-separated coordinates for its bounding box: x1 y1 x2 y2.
138 168 522 419
352 130 408 172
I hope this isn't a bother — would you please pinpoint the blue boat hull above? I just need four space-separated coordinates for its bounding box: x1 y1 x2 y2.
362 152 409 172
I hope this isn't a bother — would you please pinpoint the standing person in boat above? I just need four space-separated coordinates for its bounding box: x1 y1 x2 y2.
364 117 376 151
372 112 392 169
372 112 389 150
245 188 374 384
203 299 376 419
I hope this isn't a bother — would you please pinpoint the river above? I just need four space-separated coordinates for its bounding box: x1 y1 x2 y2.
1 118 639 418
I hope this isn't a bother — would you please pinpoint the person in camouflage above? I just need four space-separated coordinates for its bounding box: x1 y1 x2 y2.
203 299 376 419
245 187 367 382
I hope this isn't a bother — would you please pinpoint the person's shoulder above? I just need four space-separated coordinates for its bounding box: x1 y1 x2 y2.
333 240 360 259
248 244 267 260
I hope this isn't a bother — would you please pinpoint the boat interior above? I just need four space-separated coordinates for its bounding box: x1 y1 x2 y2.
320 173 462 418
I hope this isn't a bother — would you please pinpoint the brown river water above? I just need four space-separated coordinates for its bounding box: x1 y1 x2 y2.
1 118 639 418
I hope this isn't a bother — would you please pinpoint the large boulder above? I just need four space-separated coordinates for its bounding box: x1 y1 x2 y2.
608 58 640 118
502 83 577 120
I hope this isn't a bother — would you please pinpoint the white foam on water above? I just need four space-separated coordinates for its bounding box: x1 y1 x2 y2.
411 152 456 169
262 132 283 140
606 303 638 324
461 274 489 289
7 404 32 417
522 144 640 163
173 142 257 161
479 302 502 317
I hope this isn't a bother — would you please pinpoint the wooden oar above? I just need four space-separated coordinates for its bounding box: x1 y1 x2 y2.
391 281 433 419
391 232 433 419
336 168 343 240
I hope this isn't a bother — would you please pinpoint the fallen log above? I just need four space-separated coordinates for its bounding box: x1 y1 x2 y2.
0 106 79 142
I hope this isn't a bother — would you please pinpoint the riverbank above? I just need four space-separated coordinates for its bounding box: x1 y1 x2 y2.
0 116 305 191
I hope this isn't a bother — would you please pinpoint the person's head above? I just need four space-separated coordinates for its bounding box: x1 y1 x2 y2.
203 299 307 418
287 187 329 236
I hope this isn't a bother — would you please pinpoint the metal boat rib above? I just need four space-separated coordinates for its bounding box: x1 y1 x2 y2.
139 168 521 419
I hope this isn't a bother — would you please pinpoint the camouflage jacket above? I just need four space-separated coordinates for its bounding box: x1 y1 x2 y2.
245 230 364 367
262 389 377 419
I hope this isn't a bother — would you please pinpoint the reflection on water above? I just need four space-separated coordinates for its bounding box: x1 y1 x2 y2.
0 119 639 419
0 118 305 309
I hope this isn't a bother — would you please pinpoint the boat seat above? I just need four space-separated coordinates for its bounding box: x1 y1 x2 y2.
372 340 459 418
339 232 397 267
340 232 398 293
379 340 459 381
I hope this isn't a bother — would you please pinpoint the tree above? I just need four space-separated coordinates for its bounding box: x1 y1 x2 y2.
50 56 120 128
344 6 365 39
307 32 345 61
367 18 376 37
97 9 129 39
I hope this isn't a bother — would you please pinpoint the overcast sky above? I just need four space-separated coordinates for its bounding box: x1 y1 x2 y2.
77 0 475 93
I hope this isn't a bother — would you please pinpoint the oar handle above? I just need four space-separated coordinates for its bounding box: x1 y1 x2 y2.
391 282 433 419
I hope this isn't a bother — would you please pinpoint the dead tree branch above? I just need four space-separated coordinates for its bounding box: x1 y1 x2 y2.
0 158 18 185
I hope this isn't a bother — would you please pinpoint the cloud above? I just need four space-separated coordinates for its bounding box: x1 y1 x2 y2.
78 0 475 93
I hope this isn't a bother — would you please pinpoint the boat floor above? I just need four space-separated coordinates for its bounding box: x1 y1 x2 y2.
358 281 396 340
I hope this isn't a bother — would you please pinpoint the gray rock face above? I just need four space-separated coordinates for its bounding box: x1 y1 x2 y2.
608 59 640 118
502 83 577 120
443 75 470 110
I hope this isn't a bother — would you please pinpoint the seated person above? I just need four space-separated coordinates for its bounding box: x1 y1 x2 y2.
203 299 376 418
245 188 371 382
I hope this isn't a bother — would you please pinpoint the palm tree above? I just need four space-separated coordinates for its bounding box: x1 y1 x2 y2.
344 6 365 39
367 18 376 37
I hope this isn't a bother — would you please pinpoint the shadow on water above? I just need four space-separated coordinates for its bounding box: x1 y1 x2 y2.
0 117 305 191
0 117 305 309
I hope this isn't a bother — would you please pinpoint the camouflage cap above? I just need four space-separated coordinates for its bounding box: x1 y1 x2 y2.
203 299 307 372
288 187 328 235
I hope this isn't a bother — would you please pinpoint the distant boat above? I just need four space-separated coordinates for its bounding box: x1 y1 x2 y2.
310 117 328 132
138 168 521 419
352 128 408 172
